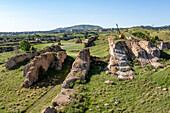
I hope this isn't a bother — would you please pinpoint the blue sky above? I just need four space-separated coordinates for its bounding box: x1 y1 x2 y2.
0 0 169 32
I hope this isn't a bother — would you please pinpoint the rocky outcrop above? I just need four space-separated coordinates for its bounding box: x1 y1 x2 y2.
108 36 163 79
157 41 170 50
51 48 90 110
5 52 39 70
41 106 56 113
84 36 98 47
108 36 134 79
75 38 82 43
62 48 90 89
5 45 61 70
22 51 67 88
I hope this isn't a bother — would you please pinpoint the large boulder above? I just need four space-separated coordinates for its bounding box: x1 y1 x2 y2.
83 36 98 47
22 51 67 88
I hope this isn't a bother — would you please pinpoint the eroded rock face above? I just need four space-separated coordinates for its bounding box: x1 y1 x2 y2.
5 52 38 70
62 48 90 89
157 41 170 50
108 36 163 79
51 48 90 110
84 36 98 47
5 45 61 70
22 51 67 88
108 36 134 79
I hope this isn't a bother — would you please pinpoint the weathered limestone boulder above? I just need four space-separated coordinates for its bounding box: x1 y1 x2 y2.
5 45 61 70
22 51 67 88
51 48 90 110
84 36 98 47
75 38 82 43
157 41 170 50
41 106 56 113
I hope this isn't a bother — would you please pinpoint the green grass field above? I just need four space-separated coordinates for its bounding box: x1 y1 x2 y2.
62 49 170 113
0 28 169 112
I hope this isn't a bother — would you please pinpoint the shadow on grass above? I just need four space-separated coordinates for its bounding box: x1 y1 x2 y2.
31 56 74 89
86 56 108 83
160 50 170 60
9 58 31 70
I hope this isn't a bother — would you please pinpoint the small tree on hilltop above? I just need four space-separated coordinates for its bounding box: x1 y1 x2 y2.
19 40 31 52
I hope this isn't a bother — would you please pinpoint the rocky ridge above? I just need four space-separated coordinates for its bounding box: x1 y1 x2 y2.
5 45 61 70
108 36 162 79
41 48 90 112
22 50 67 88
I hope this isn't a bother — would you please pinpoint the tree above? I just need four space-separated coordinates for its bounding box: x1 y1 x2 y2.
19 40 31 52
63 34 67 37
84 32 88 39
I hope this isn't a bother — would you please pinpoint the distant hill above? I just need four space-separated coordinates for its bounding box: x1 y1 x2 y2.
140 25 170 30
51 25 103 32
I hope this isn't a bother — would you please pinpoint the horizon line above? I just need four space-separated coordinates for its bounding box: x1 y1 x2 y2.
0 24 169 33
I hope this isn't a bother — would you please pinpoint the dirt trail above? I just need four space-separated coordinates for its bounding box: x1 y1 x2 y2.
25 84 62 113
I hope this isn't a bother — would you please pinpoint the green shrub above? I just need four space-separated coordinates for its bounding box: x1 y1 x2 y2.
132 32 150 41
52 101 57 106
29 46 37 53
19 40 31 52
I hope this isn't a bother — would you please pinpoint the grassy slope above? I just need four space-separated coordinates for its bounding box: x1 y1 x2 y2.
62 49 170 113
0 50 26 64
121 28 170 42
0 28 169 112
0 56 74 112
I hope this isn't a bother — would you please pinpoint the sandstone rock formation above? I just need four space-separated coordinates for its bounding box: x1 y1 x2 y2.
84 36 98 47
108 37 134 79
75 38 82 43
22 51 67 88
108 36 163 79
51 48 90 110
62 48 90 89
5 52 38 70
5 45 61 70
157 41 170 50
